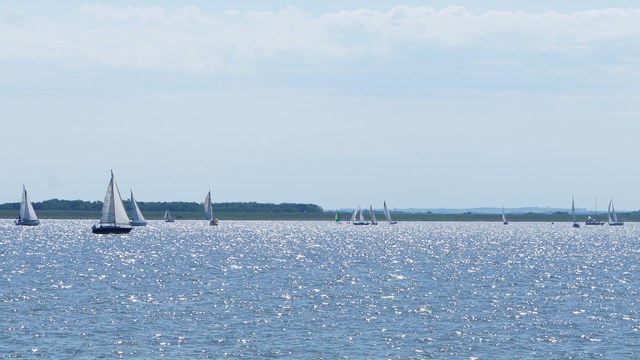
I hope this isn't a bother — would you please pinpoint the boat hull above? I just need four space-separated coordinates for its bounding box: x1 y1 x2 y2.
609 221 624 226
352 221 370 225
388 221 398 225
130 221 147 226
15 219 40 226
92 225 132 234
210 219 218 226
585 220 605 225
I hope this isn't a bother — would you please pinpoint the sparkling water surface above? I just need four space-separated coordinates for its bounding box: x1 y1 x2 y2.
1 220 639 358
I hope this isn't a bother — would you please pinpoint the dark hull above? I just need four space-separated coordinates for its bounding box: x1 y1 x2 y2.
585 221 605 226
92 225 132 234
609 222 624 226
353 222 370 225
573 223 581 228
15 219 40 226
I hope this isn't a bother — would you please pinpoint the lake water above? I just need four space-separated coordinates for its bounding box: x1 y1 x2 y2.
0 220 638 358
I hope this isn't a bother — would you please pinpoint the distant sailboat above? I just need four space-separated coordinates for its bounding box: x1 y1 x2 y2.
352 205 369 225
92 171 132 234
607 199 624 226
585 198 605 225
164 209 175 223
383 201 397 225
572 195 580 228
129 190 147 226
204 190 218 226
15 185 40 226
369 204 378 225
335 212 340 223
502 206 509 225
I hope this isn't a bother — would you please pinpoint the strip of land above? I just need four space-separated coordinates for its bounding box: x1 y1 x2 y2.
1 199 637 221
1 210 638 222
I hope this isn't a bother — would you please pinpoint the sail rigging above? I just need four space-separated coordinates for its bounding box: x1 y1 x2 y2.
608 198 624 226
383 201 397 224
92 170 132 234
204 191 213 220
572 195 580 228
204 190 218 225
164 209 175 222
129 190 147 226
369 205 378 225
100 171 130 226
502 206 508 225
16 185 40 226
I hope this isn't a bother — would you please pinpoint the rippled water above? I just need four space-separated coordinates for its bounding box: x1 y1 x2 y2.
1 220 639 358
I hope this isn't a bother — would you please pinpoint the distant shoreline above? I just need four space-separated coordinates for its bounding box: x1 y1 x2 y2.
1 210 636 222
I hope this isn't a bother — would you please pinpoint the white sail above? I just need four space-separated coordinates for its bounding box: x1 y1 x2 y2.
571 195 576 224
383 201 392 222
358 206 364 222
609 199 619 223
502 207 507 223
100 171 130 225
204 191 213 220
164 210 171 220
129 190 147 225
607 199 613 223
20 185 39 221
369 205 377 223
350 208 357 222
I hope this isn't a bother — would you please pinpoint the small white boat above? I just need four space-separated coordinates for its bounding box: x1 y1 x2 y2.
129 190 147 226
92 171 132 234
369 204 378 225
204 190 218 226
15 185 40 226
607 199 624 226
352 205 369 225
502 206 509 225
585 198 605 225
383 201 397 225
572 195 580 228
164 209 175 223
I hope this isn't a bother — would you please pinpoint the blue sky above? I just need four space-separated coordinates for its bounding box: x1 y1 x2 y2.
2 1 639 210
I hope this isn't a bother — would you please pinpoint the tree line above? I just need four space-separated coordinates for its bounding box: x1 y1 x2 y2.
0 199 323 213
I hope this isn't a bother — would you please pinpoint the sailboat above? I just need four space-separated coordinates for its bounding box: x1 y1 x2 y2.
572 195 580 228
585 198 605 225
92 171 132 234
383 201 397 225
502 206 509 225
335 212 340 224
15 185 40 226
369 204 378 225
164 209 175 223
352 205 369 225
129 190 147 226
607 199 624 226
204 190 218 226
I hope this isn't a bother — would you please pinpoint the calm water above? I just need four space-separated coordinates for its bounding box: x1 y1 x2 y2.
1 220 639 358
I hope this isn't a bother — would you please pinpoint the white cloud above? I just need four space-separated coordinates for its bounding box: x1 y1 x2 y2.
0 5 639 72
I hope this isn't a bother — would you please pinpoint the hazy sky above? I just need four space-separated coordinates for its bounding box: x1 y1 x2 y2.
2 1 639 210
